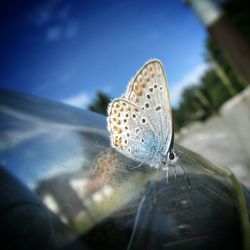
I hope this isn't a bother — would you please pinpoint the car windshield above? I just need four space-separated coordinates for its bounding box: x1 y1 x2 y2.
1 88 250 250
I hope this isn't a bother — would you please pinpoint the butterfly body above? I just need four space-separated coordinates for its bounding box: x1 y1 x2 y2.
107 60 173 169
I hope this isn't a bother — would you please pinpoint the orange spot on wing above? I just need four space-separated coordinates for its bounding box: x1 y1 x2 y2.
116 127 122 134
133 83 142 96
114 137 123 148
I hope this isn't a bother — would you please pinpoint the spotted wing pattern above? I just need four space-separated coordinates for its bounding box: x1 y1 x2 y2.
107 60 173 168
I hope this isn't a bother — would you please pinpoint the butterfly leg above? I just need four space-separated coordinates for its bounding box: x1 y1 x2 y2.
161 159 169 182
156 165 160 179
174 165 177 181
165 166 169 182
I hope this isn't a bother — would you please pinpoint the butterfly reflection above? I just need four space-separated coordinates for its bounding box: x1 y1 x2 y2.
89 150 155 211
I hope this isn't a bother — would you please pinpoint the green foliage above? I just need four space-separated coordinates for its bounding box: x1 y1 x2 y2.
173 84 213 131
199 70 232 111
206 39 245 92
89 2 250 129
88 92 111 116
174 0 249 131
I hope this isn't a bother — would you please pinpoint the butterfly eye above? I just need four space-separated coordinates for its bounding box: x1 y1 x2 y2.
141 118 146 124
169 152 175 160
146 94 151 99
145 103 149 108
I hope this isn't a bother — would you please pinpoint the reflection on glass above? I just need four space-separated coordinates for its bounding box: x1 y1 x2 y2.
1 89 249 249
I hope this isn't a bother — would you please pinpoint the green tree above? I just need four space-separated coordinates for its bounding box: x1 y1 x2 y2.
174 0 250 131
206 39 245 92
173 84 212 131
199 69 232 111
88 92 111 115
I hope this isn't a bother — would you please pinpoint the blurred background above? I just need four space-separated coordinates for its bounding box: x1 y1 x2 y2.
1 0 250 186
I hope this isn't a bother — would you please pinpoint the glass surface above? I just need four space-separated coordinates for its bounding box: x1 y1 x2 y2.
0 88 250 250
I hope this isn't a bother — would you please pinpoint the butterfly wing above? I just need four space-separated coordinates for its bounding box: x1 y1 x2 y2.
107 99 160 165
107 60 173 167
125 60 173 156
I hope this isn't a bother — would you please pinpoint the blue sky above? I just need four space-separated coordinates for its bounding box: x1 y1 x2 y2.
0 0 208 108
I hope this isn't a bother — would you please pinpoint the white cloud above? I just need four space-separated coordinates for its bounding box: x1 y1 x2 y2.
62 92 91 109
46 26 62 41
35 1 68 26
35 1 79 42
45 22 79 41
170 63 210 106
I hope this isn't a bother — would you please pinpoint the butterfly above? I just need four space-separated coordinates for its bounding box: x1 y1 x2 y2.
107 59 187 182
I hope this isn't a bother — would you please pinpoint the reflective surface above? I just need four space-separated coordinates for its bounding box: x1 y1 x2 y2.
0 88 250 250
